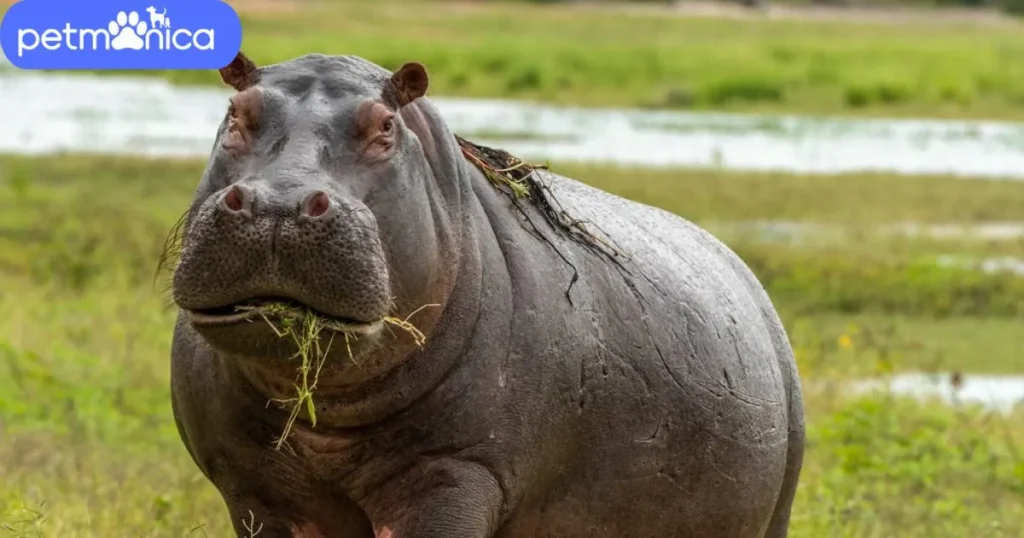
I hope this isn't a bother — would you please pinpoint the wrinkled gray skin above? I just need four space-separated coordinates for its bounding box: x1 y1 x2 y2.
170 52 804 538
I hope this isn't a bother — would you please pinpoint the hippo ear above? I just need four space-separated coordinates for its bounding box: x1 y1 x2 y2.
219 51 260 91
389 62 429 108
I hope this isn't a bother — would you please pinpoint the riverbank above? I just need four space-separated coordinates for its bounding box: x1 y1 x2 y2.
0 153 1021 536
6 0 1023 121
6 67 1024 179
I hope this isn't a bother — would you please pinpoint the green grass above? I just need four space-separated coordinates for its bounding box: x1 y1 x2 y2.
793 395 1024 537
570 165 1024 224
0 153 1022 536
788 312 1024 375
12 0 1024 120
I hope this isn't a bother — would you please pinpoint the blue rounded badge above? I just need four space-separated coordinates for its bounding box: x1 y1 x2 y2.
0 0 243 70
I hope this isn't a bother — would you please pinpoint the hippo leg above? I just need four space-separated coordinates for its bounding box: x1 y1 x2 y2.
366 458 503 538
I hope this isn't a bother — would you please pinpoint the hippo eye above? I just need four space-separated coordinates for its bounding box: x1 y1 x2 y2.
382 117 394 134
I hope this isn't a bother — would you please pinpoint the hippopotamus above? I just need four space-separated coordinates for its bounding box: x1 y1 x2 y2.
168 50 805 538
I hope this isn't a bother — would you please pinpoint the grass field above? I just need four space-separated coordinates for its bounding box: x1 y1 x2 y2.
9 0 1024 120
0 153 1022 536
2 0 1024 535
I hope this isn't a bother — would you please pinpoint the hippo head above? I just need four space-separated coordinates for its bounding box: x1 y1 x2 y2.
170 52 462 369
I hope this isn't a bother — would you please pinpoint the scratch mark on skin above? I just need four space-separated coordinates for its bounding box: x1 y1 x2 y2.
704 374 779 407
705 443 739 484
577 352 587 412
656 469 688 494
674 302 780 408
637 416 663 443
647 317 788 449
607 348 652 399
647 329 715 416
731 337 750 378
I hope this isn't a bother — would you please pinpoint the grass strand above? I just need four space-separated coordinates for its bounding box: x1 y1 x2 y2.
237 302 436 450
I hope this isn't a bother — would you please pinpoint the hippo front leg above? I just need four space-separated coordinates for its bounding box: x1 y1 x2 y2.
367 458 504 538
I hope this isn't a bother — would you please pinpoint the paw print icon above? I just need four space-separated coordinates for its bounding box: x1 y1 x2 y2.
108 11 148 51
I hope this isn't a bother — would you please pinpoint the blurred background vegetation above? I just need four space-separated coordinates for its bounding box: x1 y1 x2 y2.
526 0 1024 14
0 0 1022 536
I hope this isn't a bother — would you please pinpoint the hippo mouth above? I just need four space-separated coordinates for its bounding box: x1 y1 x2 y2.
186 297 384 336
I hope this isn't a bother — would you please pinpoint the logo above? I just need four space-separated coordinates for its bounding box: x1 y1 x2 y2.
0 0 243 70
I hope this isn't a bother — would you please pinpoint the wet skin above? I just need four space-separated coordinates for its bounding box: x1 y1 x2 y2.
169 51 805 538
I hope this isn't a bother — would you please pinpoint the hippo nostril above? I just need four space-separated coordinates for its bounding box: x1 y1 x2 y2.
303 191 331 218
223 185 250 214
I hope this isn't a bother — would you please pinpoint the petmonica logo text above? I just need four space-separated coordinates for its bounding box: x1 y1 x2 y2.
0 0 242 70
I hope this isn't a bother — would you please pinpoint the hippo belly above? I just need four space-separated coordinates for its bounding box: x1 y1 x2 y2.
485 171 800 537
497 386 791 538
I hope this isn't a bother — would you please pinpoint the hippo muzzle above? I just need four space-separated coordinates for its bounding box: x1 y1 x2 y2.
171 174 393 355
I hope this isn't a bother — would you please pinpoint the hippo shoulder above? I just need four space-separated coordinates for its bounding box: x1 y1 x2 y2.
534 169 789 376
530 170 792 437
536 169 759 301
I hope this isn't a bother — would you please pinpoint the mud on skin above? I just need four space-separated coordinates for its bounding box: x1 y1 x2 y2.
168 50 805 538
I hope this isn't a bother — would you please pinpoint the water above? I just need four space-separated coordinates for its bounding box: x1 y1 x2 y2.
849 372 1024 415
701 220 1024 279
704 220 1024 245
4 65 1024 178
